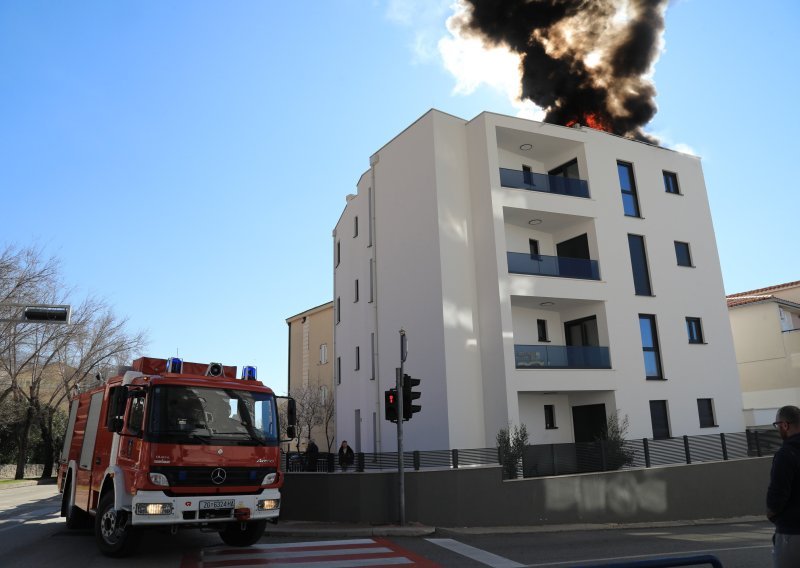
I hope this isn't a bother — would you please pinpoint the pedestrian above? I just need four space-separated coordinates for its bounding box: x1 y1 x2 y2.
305 439 319 472
338 440 354 472
767 405 800 568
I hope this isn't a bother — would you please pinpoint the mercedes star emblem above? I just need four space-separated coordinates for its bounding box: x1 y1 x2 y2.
211 468 227 485
217 448 223 455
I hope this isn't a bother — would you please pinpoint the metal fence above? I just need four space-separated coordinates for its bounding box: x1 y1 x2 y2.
281 429 781 478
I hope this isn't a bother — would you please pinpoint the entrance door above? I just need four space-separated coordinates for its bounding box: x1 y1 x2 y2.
572 404 607 442
564 316 599 367
556 234 591 278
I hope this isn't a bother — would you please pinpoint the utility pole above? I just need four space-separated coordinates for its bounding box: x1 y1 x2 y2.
396 328 407 526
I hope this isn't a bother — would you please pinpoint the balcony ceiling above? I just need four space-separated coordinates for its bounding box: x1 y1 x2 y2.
510 295 601 312
496 126 581 161
503 207 590 232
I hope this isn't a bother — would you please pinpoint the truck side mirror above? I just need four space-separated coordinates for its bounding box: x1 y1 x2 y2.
287 398 297 427
286 425 296 440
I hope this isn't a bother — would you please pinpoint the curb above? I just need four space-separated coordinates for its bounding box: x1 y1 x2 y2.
0 479 57 491
269 522 435 538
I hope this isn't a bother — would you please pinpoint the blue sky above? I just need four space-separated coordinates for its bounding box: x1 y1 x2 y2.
2 1 798 395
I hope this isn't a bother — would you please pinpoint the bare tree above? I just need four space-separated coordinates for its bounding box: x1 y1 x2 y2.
289 384 323 452
320 387 335 453
0 245 147 479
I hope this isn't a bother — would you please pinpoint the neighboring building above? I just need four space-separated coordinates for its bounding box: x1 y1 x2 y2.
727 281 800 427
286 302 336 452
333 109 744 453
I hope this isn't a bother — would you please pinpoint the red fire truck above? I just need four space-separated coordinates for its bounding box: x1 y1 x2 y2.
57 356 296 557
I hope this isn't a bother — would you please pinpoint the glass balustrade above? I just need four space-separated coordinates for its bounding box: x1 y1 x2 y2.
507 252 600 280
514 344 611 369
499 168 589 198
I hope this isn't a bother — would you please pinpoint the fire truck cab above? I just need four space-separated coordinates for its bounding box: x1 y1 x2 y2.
57 357 295 557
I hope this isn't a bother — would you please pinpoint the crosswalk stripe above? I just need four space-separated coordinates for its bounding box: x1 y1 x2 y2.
426 538 524 568
193 538 427 568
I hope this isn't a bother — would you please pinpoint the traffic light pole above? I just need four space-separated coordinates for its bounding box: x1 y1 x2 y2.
396 328 407 526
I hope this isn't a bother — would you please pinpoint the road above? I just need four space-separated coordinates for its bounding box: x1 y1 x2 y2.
0 484 773 567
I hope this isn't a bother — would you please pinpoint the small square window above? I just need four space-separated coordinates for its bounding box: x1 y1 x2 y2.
544 405 557 429
355 346 360 371
354 279 359 303
354 216 359 238
663 171 680 194
697 398 717 428
686 317 704 344
675 241 693 267
335 240 341 268
335 297 341 324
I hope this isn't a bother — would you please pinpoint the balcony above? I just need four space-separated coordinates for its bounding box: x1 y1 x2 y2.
499 168 589 198
515 344 611 369
507 252 600 280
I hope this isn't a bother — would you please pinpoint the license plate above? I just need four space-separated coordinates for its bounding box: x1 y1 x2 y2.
199 499 235 510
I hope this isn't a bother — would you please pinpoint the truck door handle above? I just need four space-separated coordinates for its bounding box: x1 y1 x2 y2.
95 458 101 465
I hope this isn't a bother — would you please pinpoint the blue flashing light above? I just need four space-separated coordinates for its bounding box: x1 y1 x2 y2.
166 357 183 374
242 366 257 380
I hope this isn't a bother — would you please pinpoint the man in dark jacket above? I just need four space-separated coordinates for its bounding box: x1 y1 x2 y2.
338 440 354 471
767 405 800 567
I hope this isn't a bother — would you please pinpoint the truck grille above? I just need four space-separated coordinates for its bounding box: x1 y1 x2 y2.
149 466 276 488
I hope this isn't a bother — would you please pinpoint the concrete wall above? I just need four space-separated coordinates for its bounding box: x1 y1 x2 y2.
280 458 772 526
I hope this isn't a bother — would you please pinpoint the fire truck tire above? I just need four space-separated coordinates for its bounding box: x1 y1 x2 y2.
62 478 92 529
95 492 141 557
219 519 268 547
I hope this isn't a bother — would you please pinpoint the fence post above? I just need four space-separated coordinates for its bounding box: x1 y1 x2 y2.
327 453 335 472
413 450 420 471
720 433 728 461
643 438 651 468
755 431 763 457
551 444 558 475
451 449 459 469
356 452 365 472
683 435 691 464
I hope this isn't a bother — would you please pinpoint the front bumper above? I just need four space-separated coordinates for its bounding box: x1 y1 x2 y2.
130 489 280 526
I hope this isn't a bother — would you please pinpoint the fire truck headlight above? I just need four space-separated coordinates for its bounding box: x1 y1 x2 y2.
135 503 173 516
257 499 280 511
261 473 276 485
149 473 169 487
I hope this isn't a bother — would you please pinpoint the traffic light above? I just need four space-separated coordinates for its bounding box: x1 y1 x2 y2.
402 374 421 420
385 389 399 423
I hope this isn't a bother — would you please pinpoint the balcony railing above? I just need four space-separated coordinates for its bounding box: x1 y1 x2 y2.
515 344 611 369
507 252 600 280
499 168 589 198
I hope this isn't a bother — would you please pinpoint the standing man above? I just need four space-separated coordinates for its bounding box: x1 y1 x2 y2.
767 405 800 567
338 440 354 472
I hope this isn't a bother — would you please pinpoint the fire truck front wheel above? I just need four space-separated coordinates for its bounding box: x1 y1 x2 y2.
219 519 268 547
62 477 91 529
95 492 141 557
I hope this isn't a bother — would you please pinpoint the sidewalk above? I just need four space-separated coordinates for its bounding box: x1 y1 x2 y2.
268 515 766 538
0 478 57 491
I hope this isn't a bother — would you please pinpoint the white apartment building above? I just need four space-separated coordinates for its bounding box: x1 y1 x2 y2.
333 109 744 453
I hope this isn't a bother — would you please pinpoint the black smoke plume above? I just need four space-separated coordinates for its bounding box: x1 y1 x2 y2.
456 0 668 142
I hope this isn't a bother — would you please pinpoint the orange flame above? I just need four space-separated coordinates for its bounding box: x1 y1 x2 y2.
566 112 612 133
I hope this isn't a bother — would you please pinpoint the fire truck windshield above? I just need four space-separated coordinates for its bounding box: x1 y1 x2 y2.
146 385 279 446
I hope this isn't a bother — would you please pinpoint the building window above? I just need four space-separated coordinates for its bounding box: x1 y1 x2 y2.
663 171 680 194
320 343 328 364
675 241 693 267
354 216 359 237
639 314 663 379
544 405 557 429
697 399 717 428
335 297 340 324
320 386 328 405
355 346 360 371
686 317 704 344
529 239 540 259
649 400 670 439
354 279 359 302
369 258 374 303
336 357 341 385
617 161 640 217
368 187 373 247
335 240 341 267
628 234 653 296
522 164 533 186
537 319 549 342
370 332 375 380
